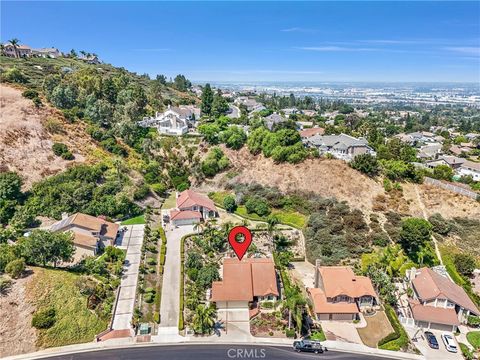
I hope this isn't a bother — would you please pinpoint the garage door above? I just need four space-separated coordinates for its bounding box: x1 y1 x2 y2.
429 322 453 332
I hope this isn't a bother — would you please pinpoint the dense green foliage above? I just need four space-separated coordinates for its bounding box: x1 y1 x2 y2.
350 153 379 176
32 307 57 329
22 164 140 220
0 171 24 226
52 142 74 160
247 127 308 164
201 147 230 177
16 230 75 267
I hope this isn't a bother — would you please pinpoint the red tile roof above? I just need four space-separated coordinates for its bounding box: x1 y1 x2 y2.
319 266 377 299
408 299 460 326
412 267 479 315
170 210 202 220
211 257 278 302
176 190 216 212
308 288 359 314
300 127 325 138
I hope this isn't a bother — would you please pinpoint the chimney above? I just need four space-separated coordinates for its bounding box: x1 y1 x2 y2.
61 212 69 220
314 259 321 288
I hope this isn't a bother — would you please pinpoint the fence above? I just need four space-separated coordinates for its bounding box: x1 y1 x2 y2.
424 177 478 200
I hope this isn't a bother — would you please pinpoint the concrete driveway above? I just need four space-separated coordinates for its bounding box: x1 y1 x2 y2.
322 321 363 344
112 224 145 330
216 306 251 341
159 224 195 328
407 328 462 360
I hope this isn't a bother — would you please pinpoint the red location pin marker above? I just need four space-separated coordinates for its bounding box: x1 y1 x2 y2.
228 226 252 261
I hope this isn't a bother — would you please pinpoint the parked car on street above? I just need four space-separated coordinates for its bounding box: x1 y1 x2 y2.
441 332 458 353
424 331 439 349
293 340 327 354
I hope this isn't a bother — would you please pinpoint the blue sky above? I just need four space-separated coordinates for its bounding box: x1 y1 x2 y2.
2 1 479 83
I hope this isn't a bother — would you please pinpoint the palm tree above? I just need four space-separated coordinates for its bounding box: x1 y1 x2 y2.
192 304 216 335
283 286 307 333
8 38 20 58
193 222 205 234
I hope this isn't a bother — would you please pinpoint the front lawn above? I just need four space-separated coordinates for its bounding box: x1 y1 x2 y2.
27 267 109 348
161 192 177 210
467 331 480 349
357 310 394 348
121 214 145 225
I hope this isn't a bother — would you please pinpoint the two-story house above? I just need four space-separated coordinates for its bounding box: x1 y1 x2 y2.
169 189 218 226
407 267 480 332
307 266 378 321
50 212 119 257
211 257 279 322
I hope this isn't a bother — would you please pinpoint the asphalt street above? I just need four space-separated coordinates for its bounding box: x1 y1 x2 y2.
41 344 391 360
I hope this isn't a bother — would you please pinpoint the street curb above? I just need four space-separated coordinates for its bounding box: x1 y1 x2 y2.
2 340 425 360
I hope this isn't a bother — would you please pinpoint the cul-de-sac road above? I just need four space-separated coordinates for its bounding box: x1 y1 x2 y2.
38 344 394 360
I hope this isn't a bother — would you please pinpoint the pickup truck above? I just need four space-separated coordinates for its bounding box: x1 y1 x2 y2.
293 340 328 354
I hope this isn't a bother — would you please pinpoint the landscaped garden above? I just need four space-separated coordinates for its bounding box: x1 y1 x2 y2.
250 312 288 337
134 208 163 328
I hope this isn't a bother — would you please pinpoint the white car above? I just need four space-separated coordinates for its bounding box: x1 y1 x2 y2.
441 332 458 353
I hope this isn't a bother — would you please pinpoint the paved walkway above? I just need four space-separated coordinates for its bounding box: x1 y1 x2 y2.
112 224 145 330
159 224 195 328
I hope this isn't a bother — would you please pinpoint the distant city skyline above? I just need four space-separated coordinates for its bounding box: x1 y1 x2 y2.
1 1 479 83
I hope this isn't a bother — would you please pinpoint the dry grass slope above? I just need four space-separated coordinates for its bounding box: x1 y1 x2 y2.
0 84 99 188
220 146 385 212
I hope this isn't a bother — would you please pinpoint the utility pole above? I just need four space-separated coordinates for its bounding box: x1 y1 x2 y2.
314 259 321 288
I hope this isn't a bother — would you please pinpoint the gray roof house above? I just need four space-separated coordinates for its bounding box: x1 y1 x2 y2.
305 133 376 161
265 113 287 131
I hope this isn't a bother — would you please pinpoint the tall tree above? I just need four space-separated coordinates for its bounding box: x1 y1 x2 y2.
16 230 75 267
192 304 216 334
201 84 214 116
211 91 229 118
8 38 20 58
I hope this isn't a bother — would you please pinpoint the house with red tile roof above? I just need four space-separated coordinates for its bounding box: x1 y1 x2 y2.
406 267 480 331
169 189 218 226
211 257 279 310
307 266 378 321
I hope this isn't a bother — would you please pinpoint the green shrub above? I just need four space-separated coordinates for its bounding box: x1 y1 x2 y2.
378 305 409 351
154 312 160 324
223 195 237 213
22 89 39 99
285 329 295 338
52 142 69 156
144 293 154 303
261 301 274 309
32 307 56 329
459 343 474 360
468 315 480 327
147 258 156 266
5 258 25 279
145 287 155 294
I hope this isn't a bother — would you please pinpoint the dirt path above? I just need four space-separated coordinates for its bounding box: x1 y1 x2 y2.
0 273 37 358
414 185 443 265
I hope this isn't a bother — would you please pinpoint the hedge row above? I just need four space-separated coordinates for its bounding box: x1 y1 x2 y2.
178 235 186 331
378 304 409 351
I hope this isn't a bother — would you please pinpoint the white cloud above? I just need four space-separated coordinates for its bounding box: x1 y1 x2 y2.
281 27 315 33
444 47 480 56
297 46 377 52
